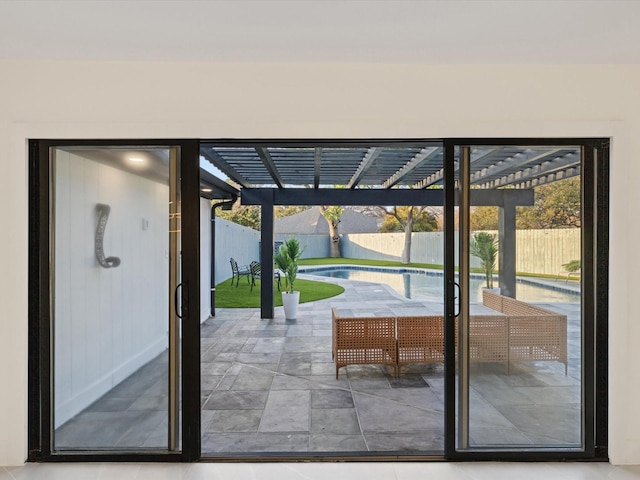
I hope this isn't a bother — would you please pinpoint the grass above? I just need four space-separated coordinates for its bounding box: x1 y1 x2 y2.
215 277 345 308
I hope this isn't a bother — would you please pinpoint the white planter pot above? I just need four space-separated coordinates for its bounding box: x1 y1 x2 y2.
282 291 300 320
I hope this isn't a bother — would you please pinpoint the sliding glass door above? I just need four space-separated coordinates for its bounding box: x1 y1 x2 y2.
445 139 607 458
29 137 606 461
30 140 201 460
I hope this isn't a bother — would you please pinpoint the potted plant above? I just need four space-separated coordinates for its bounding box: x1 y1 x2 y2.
561 259 581 281
273 237 305 320
470 232 498 289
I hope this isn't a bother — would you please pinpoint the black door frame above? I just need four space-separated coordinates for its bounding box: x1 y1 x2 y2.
28 139 201 462
28 137 608 462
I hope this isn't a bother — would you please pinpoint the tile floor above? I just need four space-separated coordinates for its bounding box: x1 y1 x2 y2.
55 274 582 458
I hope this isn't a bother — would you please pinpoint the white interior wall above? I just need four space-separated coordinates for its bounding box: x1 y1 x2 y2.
0 61 633 465
53 150 169 427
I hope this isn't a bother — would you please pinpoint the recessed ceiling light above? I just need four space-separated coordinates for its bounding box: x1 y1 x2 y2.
201 188 213 193
128 157 145 164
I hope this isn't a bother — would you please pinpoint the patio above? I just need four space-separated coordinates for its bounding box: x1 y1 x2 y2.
200 274 581 455
55 274 580 455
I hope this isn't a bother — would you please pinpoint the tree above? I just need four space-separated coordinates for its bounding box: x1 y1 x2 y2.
318 205 344 258
470 206 499 231
517 177 581 229
378 206 439 264
275 205 310 218
217 200 261 230
468 178 581 230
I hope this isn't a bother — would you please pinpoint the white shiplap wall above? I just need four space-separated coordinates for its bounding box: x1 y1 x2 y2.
53 151 169 427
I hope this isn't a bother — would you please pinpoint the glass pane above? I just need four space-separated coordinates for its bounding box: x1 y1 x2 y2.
200 144 448 456
52 146 181 451
457 145 583 451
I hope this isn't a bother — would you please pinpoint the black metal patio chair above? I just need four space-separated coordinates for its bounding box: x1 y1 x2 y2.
250 261 281 292
230 258 251 287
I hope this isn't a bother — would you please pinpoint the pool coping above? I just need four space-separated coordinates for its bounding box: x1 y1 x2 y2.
298 264 581 297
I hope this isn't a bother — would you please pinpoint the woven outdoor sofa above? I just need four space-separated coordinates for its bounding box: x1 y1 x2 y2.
331 311 399 377
482 289 568 374
332 290 567 378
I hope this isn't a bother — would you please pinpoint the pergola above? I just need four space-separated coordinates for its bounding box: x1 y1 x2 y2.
200 140 581 318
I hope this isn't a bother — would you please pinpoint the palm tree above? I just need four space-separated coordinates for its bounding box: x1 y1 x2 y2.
470 232 498 289
273 237 304 293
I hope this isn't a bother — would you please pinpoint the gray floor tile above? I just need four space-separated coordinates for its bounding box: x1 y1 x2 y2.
364 431 445 452
280 352 312 362
84 395 139 413
387 373 429 388
277 361 312 376
515 385 581 404
302 374 351 388
259 390 311 432
353 392 444 433
311 362 336 375
204 409 263 433
201 374 224 390
251 337 286 353
309 434 368 452
286 325 314 336
203 390 269 410
128 395 167 411
495 403 582 445
311 389 354 409
311 408 360 434
271 374 337 390
469 426 534 446
284 337 331 353
202 432 309 453
236 352 281 364
230 367 275 391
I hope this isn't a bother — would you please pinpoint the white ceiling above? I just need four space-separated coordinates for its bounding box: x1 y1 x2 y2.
1 0 639 64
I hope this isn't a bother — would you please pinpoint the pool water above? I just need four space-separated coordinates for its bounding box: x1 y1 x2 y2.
305 268 579 303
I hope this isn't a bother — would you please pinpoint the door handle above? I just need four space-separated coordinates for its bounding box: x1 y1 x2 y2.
453 281 461 317
174 282 183 319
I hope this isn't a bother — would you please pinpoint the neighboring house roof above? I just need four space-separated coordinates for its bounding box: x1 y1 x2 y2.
275 207 378 235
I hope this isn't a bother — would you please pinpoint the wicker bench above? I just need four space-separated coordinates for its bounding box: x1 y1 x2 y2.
482 290 568 374
332 308 397 378
332 290 568 377
332 309 508 378
395 315 509 374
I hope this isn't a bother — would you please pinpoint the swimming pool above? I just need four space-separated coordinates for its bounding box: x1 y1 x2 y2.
300 266 580 303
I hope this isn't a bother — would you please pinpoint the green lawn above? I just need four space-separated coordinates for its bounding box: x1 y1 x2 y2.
215 277 345 308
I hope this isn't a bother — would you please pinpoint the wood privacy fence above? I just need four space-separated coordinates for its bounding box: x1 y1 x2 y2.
339 229 580 276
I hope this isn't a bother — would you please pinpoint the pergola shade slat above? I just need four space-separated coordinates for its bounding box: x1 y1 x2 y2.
200 143 581 191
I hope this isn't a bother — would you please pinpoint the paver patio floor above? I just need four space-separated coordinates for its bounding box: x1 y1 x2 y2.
55 275 581 456
200 274 581 455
